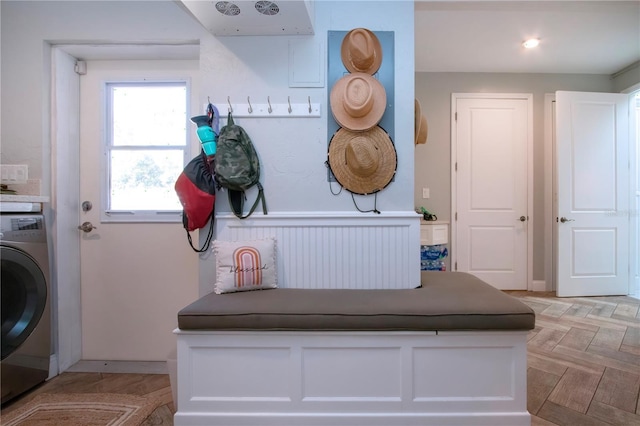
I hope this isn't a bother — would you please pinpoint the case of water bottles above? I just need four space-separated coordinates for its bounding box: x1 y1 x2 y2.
420 244 448 271
419 218 449 271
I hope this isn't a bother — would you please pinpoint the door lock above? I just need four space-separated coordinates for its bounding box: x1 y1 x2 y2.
559 217 574 223
519 216 526 222
78 222 97 233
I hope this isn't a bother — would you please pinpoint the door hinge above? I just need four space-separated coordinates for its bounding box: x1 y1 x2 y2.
455 261 458 271
455 112 457 121
455 212 458 221
455 162 458 171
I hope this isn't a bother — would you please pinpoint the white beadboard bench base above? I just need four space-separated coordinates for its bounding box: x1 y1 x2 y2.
174 330 530 426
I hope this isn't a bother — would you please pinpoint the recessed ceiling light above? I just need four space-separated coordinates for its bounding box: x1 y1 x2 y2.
522 38 540 49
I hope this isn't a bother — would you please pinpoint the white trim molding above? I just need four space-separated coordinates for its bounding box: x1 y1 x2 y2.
214 211 421 290
175 330 530 426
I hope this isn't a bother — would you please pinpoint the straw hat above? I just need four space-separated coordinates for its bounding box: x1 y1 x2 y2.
341 28 383 75
327 126 397 195
415 99 428 145
330 72 387 131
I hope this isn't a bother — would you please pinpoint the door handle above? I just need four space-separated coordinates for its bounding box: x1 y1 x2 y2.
78 222 97 233
559 217 574 223
519 216 526 222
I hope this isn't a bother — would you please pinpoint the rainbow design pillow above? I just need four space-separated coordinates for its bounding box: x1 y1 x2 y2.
213 238 277 294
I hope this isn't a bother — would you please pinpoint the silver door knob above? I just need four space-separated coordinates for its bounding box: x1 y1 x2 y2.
519 216 526 222
559 217 574 223
78 222 97 233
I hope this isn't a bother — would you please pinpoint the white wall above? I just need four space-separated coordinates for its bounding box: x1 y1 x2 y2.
1 0 207 365
1 0 416 362
0 0 206 187
196 0 416 294
201 1 415 214
414 72 614 278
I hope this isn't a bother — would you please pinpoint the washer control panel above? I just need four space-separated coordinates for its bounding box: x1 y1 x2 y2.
0 215 46 243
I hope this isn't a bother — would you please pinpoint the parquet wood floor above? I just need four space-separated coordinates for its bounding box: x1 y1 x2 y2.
507 291 640 426
2 291 639 425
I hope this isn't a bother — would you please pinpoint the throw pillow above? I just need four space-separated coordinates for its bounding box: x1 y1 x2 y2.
213 238 277 294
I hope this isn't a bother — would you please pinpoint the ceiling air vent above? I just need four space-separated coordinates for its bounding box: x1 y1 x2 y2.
215 1 241 16
179 0 314 35
254 1 279 16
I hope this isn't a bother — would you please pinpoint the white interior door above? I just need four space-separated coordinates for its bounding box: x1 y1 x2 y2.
79 60 199 361
453 94 531 290
556 91 630 297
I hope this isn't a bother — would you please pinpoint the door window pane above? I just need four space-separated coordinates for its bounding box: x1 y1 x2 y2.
110 150 183 210
104 82 188 221
111 85 186 147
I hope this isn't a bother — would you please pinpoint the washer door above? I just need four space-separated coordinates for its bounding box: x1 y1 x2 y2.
1 246 47 360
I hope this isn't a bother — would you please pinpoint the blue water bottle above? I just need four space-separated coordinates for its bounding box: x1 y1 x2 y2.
190 115 217 156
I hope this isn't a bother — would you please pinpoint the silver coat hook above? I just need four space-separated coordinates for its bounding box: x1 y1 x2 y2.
247 96 253 113
288 96 292 114
308 96 312 113
267 96 273 114
227 96 233 113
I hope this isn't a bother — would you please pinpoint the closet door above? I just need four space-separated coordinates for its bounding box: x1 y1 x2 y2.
452 94 532 290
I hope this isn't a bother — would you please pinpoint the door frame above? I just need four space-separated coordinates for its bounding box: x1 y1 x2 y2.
51 47 82 373
544 90 638 296
631 87 640 298
450 93 534 290
624 84 640 298
544 94 556 292
51 43 201 373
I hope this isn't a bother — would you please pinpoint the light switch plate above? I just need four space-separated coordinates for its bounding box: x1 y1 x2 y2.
1 164 29 184
422 187 430 199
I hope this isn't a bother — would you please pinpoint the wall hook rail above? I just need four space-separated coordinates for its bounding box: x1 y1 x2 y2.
212 96 321 118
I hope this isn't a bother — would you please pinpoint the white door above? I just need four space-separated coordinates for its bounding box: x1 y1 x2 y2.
556 91 630 297
78 60 199 361
453 94 532 290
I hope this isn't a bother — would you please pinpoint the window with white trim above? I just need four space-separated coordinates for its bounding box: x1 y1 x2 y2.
103 81 189 222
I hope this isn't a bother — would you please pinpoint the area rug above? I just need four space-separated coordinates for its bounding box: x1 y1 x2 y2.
1 393 162 426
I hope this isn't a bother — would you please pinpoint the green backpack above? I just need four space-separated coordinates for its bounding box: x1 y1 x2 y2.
215 112 267 219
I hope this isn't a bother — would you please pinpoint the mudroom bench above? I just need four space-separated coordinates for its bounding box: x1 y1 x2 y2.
174 272 535 426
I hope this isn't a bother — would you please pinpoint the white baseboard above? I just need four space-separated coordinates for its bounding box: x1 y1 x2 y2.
47 354 59 380
532 280 548 292
66 360 168 374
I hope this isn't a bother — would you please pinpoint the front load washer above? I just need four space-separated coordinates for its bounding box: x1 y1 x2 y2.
1 213 51 405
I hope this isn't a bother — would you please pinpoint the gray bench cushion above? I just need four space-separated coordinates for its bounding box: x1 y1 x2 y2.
177 271 535 331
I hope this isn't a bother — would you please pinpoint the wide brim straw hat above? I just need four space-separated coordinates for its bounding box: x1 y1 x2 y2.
330 72 387 132
415 99 428 145
341 28 383 75
327 126 397 195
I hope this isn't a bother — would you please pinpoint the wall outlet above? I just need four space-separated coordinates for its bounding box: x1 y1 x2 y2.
0 164 29 184
422 187 430 199
18 179 42 195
